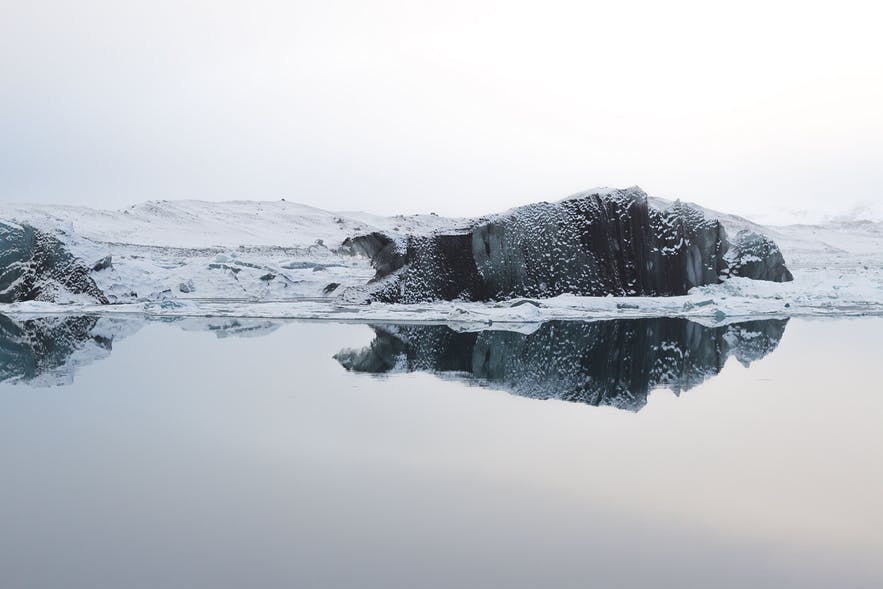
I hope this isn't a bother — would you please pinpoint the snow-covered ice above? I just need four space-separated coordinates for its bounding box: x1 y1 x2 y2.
1 193 881 323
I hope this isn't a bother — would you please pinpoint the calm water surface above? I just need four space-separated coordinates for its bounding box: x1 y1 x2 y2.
0 315 880 588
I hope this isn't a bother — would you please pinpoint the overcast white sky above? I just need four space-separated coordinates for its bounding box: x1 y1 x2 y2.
1 0 881 217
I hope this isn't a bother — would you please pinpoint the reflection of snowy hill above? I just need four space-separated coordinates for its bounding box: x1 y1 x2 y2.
169 317 282 339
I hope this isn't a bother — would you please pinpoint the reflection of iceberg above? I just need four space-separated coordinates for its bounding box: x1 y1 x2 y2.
0 314 284 387
335 318 789 411
0 315 118 386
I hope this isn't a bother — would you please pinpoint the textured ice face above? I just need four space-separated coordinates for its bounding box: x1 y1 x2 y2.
350 188 792 304
0 222 107 304
335 317 789 411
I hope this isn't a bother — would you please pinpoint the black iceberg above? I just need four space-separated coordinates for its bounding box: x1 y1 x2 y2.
347 187 793 303
0 222 108 304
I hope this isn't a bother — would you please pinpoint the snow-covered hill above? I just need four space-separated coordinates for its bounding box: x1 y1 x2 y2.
0 199 462 249
0 189 881 321
0 199 465 304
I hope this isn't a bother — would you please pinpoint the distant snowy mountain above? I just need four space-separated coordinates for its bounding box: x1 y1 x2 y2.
0 199 463 249
743 202 883 227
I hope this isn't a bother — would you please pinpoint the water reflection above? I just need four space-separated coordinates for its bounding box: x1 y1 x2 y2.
0 314 281 386
0 313 788 406
2 316 880 589
0 315 112 386
335 318 789 411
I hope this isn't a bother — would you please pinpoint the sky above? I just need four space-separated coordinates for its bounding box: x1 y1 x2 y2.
1 0 882 218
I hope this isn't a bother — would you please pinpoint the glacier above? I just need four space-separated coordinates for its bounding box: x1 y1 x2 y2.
0 186 880 322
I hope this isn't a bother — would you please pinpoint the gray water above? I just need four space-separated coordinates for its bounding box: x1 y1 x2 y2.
0 315 880 588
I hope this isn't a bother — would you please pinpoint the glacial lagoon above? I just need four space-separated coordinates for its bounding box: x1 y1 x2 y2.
0 315 881 588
